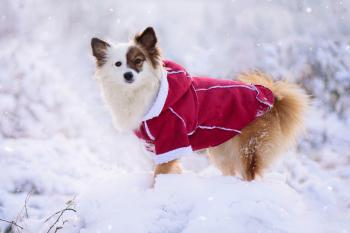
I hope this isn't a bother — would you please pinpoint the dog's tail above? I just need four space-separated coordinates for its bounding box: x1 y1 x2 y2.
238 71 309 146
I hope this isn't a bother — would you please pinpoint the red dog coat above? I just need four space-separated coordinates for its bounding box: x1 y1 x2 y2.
135 60 274 164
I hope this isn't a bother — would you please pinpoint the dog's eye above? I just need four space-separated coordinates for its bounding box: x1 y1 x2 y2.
115 61 122 67
134 58 142 65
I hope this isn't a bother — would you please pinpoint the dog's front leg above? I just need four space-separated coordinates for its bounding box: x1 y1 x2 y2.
154 159 182 176
151 159 182 187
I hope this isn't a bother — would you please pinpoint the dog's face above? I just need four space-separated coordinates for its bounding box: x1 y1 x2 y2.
91 27 161 86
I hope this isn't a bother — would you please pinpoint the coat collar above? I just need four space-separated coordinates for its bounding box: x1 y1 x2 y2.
142 68 169 121
142 60 192 121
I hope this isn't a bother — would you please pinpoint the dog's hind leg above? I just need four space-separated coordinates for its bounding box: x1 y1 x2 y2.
238 144 261 181
236 111 283 181
207 138 240 176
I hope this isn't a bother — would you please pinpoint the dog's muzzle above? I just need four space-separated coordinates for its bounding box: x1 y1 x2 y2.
123 72 134 83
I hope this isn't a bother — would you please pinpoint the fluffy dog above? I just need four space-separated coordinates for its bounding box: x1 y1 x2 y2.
91 27 308 181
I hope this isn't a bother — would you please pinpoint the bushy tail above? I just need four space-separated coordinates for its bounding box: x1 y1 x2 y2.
238 71 309 144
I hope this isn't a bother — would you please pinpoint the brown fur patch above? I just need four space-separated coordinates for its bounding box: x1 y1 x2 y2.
238 123 267 181
246 152 258 181
126 46 146 73
91 38 110 67
134 27 161 68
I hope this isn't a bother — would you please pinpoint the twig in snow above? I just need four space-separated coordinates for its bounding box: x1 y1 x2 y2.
0 190 32 233
0 218 24 230
6 189 33 233
54 226 63 233
24 190 33 218
45 207 76 233
44 208 77 224
16 189 33 222
44 197 77 233
53 220 68 233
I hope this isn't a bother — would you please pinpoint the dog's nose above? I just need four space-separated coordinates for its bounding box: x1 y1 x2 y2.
123 72 134 83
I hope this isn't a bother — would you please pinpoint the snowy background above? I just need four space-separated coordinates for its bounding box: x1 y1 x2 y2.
1 0 350 232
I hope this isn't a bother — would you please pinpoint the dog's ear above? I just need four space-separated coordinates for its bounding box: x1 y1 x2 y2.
135 27 157 50
91 38 110 67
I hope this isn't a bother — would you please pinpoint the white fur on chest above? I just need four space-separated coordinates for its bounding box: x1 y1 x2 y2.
98 75 160 131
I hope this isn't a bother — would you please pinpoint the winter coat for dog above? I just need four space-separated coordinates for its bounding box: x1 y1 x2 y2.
134 60 275 164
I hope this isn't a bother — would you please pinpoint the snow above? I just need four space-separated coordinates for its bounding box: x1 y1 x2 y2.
78 174 318 233
1 0 350 232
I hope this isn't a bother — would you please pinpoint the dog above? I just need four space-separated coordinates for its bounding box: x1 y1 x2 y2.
91 27 308 181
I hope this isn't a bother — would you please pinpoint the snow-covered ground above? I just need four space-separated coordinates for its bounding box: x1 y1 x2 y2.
1 0 350 232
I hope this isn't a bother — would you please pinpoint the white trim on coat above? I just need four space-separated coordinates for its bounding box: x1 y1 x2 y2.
167 70 186 75
144 121 155 140
143 69 169 121
187 125 241 135
194 83 273 109
167 70 191 79
194 84 256 92
169 107 187 127
252 85 273 108
198 125 242 134
153 146 193 164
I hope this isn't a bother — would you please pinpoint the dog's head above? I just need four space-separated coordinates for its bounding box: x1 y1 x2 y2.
91 27 162 86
